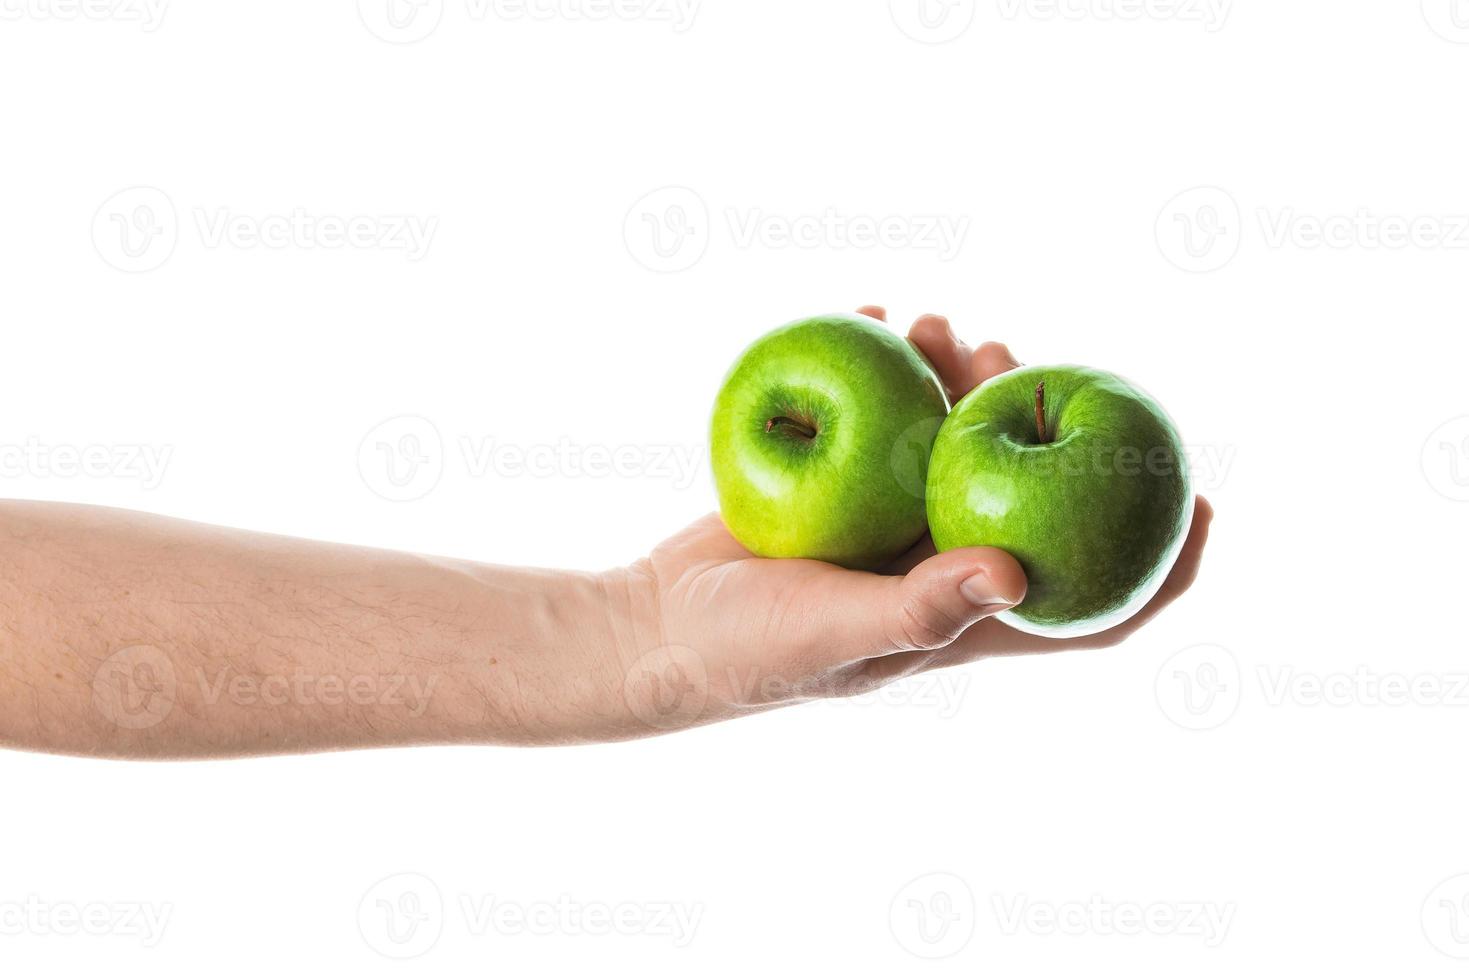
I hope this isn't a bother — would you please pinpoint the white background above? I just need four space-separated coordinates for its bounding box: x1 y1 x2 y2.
2 0 1468 975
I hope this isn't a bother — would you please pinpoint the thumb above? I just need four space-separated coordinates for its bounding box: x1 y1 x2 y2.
835 547 1028 659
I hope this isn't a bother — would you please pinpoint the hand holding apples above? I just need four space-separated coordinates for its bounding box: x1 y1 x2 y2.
612 309 1210 737
709 309 1201 640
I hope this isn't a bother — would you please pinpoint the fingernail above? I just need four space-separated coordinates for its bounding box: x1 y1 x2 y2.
960 571 1018 611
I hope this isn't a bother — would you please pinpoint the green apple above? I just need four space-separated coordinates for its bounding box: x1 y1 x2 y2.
711 313 949 570
927 365 1192 637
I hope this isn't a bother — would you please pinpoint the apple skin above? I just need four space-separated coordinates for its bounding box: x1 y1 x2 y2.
926 365 1192 638
711 314 949 570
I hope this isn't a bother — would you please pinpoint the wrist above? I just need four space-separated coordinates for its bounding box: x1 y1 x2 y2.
458 563 666 746
588 561 677 737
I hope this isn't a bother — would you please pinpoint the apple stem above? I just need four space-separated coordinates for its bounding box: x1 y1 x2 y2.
1035 381 1048 443
766 416 817 440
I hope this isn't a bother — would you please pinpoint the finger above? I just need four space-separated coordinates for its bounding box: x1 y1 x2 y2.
857 305 887 322
813 546 1027 664
907 314 975 400
970 341 1021 388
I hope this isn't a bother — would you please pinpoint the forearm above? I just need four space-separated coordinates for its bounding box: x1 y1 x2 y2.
0 501 651 758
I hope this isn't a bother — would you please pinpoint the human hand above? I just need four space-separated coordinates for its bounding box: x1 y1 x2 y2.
611 308 1212 732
